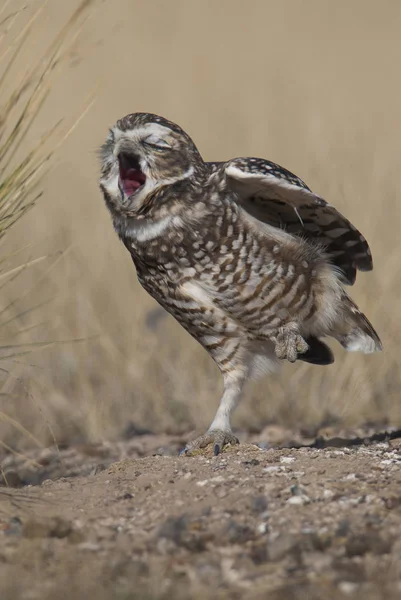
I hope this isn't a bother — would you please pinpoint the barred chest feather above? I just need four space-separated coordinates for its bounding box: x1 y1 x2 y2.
115 192 337 341
119 196 239 292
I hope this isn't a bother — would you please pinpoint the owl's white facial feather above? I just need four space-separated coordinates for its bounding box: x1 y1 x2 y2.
123 215 184 243
127 215 173 242
111 123 174 149
100 122 196 213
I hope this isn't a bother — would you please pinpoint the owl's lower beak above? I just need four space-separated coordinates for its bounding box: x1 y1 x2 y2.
118 152 146 198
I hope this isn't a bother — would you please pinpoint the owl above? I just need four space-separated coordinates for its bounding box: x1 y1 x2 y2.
99 113 382 455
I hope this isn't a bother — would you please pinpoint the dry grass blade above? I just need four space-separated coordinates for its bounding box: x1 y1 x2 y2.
0 1 97 456
0 411 43 450
0 487 46 517
0 254 51 283
0 0 97 242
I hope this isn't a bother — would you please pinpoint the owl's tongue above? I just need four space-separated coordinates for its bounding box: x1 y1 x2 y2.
121 168 146 195
118 153 146 196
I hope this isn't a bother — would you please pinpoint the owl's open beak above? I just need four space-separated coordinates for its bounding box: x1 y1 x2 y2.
118 152 146 197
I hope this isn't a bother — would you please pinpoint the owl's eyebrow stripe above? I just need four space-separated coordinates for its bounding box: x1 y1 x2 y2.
143 138 171 149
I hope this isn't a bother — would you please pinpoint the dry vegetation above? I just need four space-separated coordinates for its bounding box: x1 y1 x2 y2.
0 0 400 453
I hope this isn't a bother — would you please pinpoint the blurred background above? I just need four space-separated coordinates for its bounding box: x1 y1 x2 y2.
0 0 400 451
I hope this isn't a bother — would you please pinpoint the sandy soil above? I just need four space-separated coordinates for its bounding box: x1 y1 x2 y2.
1 431 401 600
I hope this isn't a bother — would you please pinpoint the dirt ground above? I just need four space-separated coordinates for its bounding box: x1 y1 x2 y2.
1 429 401 600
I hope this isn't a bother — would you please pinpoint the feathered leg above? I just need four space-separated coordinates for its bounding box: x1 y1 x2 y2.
182 347 247 456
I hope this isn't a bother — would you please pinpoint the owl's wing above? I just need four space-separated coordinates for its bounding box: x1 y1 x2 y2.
216 157 373 285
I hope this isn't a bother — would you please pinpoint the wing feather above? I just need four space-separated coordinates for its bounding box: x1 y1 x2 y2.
216 158 373 285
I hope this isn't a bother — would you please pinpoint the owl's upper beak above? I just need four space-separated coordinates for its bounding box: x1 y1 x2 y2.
118 152 147 198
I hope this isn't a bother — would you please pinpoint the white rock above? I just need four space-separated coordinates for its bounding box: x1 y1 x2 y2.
196 479 209 487
257 522 268 534
287 495 309 505
263 466 282 473
338 582 358 595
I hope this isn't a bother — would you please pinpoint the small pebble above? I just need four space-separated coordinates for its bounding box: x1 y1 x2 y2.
287 496 309 506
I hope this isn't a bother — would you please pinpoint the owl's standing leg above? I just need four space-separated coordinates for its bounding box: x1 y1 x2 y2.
182 354 248 456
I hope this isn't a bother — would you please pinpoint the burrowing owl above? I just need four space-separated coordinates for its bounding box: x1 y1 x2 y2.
99 113 382 455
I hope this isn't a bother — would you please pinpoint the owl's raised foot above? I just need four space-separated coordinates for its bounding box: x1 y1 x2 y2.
180 430 239 457
274 325 309 363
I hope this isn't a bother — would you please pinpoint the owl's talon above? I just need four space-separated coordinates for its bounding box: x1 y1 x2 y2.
181 430 239 456
296 338 309 354
275 325 309 363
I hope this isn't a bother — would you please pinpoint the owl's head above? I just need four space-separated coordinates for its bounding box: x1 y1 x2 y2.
99 113 204 215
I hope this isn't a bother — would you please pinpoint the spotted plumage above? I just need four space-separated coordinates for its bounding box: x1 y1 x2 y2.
99 112 382 455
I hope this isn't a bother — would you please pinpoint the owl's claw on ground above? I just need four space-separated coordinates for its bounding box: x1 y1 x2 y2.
180 430 239 456
275 326 309 363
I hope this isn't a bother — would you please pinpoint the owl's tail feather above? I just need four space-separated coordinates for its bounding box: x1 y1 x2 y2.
332 293 382 354
299 337 334 365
